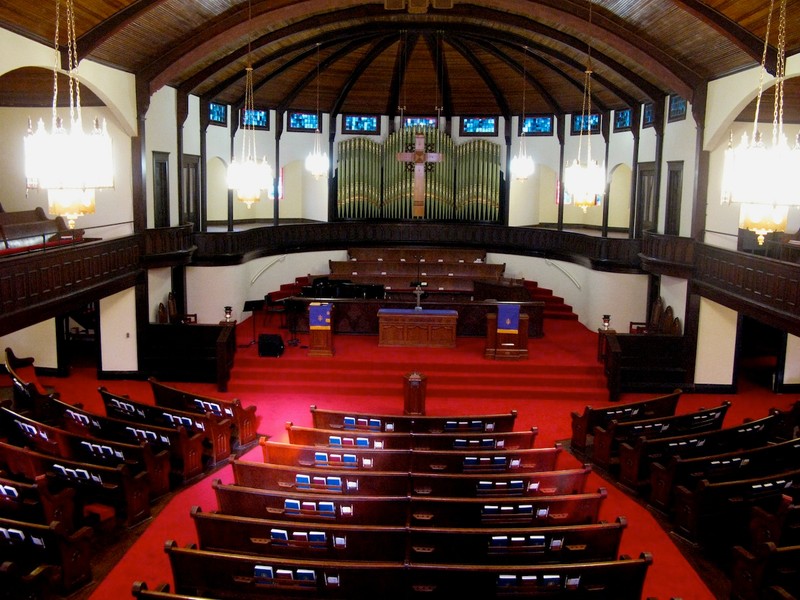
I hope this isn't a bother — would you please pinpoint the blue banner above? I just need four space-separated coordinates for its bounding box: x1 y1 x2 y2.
309 303 332 330
497 304 520 334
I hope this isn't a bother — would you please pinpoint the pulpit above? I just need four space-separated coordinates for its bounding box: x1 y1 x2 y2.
308 303 333 357
485 309 529 359
403 371 427 415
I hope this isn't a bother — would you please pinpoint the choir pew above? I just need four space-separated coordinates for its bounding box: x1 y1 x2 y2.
189 505 628 565
0 440 151 528
285 422 538 451
148 377 259 449
617 410 785 493
163 540 652 600
591 402 731 470
99 387 232 466
0 516 93 592
648 437 800 514
53 397 205 484
0 474 76 531
672 467 800 555
0 405 171 498
569 389 681 453
310 405 517 433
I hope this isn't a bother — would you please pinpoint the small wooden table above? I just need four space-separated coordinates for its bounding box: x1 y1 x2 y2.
378 308 457 348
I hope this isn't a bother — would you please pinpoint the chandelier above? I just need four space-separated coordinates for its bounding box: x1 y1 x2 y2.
510 46 535 181
228 0 272 208
305 43 329 180
563 0 605 212
720 0 800 244
24 0 114 229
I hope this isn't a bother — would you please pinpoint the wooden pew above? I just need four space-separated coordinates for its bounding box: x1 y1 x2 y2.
409 467 591 498
410 446 562 474
232 460 410 496
618 410 784 493
189 505 627 565
261 440 562 474
285 422 538 451
0 405 171 499
0 474 76 532
54 397 205 484
261 440 412 472
407 489 607 528
604 332 687 401
231 459 590 498
212 480 410 526
0 440 151 528
132 581 216 600
164 540 652 600
191 506 408 561
165 540 407 599
99 386 232 466
647 437 800 514
148 377 259 449
730 542 800 600
3 347 63 423
309 405 517 433
569 389 681 453
749 494 800 549
0 516 93 592
0 559 59 600
672 467 800 554
591 402 731 470
406 517 626 565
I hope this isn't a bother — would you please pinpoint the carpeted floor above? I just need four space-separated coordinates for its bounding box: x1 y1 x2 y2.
38 315 796 600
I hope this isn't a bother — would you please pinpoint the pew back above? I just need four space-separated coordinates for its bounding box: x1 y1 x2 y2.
309 405 517 433
148 377 258 448
570 389 681 453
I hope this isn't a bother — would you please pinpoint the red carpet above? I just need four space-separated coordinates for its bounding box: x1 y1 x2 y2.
34 316 795 600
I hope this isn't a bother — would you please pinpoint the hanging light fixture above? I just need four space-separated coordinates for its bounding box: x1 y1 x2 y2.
510 46 535 181
305 43 329 179
563 0 605 212
228 0 272 208
24 0 114 229
720 0 800 245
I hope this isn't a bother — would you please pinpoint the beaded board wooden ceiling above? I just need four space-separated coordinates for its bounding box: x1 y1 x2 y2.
1 0 799 122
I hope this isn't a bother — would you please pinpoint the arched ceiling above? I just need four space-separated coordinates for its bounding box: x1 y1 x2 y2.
1 0 799 122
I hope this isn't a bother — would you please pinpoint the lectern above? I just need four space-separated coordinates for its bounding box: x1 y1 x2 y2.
485 305 529 359
308 303 333 357
403 371 427 415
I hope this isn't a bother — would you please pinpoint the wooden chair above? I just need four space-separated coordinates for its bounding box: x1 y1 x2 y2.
263 292 287 327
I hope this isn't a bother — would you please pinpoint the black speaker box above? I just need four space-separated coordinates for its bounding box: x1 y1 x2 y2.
258 334 285 357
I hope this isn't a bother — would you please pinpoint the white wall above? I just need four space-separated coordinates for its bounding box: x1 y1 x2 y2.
488 253 648 329
0 320 58 369
100 288 138 372
784 334 800 386
148 268 173 323
695 297 737 385
659 275 689 324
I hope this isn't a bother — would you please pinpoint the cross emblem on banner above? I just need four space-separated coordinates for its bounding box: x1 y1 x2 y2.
397 133 442 217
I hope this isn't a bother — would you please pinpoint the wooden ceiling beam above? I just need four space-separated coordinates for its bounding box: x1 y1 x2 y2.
670 0 777 73
330 36 399 119
76 0 167 59
447 37 510 120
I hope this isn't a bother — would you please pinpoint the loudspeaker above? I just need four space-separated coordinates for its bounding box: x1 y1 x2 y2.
258 334 285 357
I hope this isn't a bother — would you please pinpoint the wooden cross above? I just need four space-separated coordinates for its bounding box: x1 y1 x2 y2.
397 133 442 218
